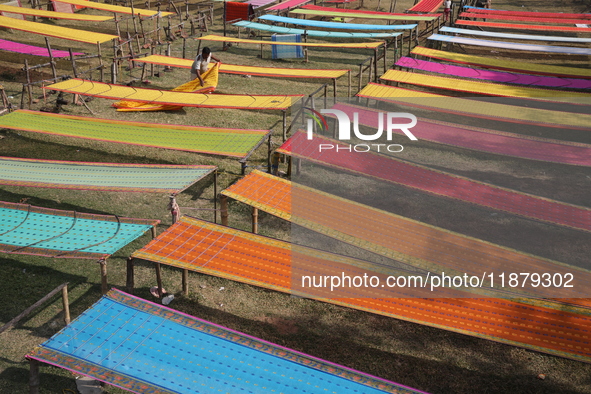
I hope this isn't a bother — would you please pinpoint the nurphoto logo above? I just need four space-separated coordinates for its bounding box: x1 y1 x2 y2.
305 107 418 153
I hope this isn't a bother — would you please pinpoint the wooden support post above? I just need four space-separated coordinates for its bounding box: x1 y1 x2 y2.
220 195 228 226
347 69 351 97
182 269 189 296
357 63 362 94
20 85 25 110
23 60 32 109
139 17 146 44
152 10 160 44
383 42 387 73
389 0 397 13
150 46 155 77
131 2 139 34
374 48 378 82
115 13 121 38
29 359 40 394
44 38 58 81
68 48 78 78
1 88 8 109
267 134 272 173
213 170 218 223
286 156 292 177
31 0 38 21
61 285 70 325
111 59 117 84
99 259 108 295
182 37 187 59
126 32 135 70
98 42 105 82
155 263 164 297
151 225 157 238
165 43 172 71
282 110 287 141
166 17 171 41
271 151 280 175
126 257 135 293
252 207 258 234
260 43 264 59
69 48 79 105
140 63 147 81
332 78 337 98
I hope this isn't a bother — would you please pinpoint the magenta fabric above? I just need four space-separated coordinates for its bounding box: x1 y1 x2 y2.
0 38 83 57
396 57 591 89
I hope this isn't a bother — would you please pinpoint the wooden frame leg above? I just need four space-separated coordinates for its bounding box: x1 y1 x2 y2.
126 257 135 294
155 263 164 297
99 259 108 295
29 358 40 394
182 269 189 296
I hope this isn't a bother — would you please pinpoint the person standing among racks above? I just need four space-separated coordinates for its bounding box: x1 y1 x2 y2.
191 47 220 86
